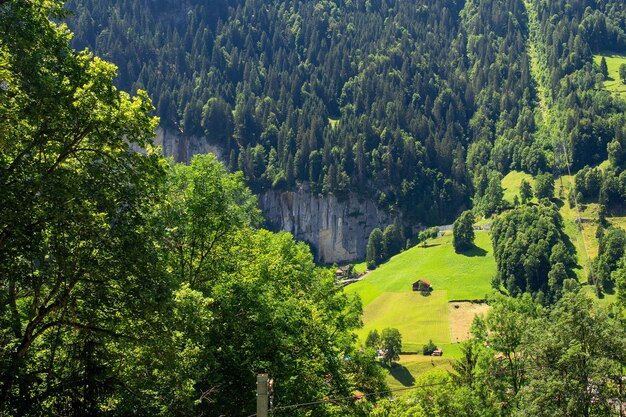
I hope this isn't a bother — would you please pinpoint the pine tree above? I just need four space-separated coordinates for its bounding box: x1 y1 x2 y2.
600 56 608 79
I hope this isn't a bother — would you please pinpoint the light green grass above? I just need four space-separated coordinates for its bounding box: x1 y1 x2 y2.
346 232 495 352
359 291 450 352
581 285 618 307
353 262 368 274
557 175 599 281
385 354 453 391
610 217 626 231
501 171 535 204
594 54 626 99
346 232 495 303
328 118 339 128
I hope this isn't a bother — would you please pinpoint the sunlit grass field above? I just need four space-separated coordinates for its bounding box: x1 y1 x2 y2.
594 53 626 99
501 170 535 204
346 232 495 352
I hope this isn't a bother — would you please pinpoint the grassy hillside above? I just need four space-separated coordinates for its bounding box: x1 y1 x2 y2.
502 171 625 283
346 232 495 352
348 171 624 389
501 170 535 204
594 54 626 99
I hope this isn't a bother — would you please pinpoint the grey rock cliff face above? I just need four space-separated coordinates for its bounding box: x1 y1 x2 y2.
153 129 392 263
259 186 393 264
154 127 225 163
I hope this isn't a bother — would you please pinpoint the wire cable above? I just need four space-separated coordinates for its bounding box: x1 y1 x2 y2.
556 135 597 289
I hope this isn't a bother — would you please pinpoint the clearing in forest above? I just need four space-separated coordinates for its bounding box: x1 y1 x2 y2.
501 170 535 204
346 232 494 353
594 54 626 99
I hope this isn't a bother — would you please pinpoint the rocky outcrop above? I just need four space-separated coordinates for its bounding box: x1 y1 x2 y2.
154 127 225 163
152 129 394 263
259 186 394 264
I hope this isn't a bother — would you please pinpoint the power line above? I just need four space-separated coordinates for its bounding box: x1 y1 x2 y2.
249 356 626 417
555 134 598 290
247 365 523 417
245 379 454 417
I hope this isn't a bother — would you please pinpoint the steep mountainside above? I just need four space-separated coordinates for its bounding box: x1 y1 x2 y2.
66 0 626 261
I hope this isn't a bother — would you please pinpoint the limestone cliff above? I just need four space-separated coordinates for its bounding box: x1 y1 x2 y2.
259 186 393 264
152 129 393 263
154 127 225 163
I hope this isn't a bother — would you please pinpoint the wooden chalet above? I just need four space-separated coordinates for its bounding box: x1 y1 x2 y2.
412 279 432 292
335 265 350 278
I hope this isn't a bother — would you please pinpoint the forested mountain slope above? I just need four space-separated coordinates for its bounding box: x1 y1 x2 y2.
66 0 626 250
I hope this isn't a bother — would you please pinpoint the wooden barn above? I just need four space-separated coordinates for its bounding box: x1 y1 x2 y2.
412 279 432 292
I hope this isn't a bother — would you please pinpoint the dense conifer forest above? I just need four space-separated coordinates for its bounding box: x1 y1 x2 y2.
65 0 626 226
2 0 626 415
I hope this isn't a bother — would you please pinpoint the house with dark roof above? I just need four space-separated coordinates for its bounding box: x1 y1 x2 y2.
412 279 432 292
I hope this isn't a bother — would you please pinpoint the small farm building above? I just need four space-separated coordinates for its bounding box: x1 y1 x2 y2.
412 279 432 292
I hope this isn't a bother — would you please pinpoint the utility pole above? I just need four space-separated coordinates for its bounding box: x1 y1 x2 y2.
256 373 269 417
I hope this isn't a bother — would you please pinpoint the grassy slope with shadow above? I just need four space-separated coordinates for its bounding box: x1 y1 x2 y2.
594 53 626 99
346 232 495 352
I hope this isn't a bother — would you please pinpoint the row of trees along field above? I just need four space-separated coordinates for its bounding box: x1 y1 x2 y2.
0 3 387 416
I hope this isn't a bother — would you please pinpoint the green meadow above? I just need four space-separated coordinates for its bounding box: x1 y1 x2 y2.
594 53 626 99
347 171 626 389
501 170 535 204
345 232 495 353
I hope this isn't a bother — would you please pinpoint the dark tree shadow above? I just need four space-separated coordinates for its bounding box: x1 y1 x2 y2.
458 245 488 257
553 198 565 209
609 204 626 217
387 364 415 387
421 243 442 248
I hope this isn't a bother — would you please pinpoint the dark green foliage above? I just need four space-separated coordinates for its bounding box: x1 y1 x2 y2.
453 210 475 252
422 339 437 356
615 255 626 305
534 172 554 200
366 222 406 268
621 63 626 83
343 348 388 401
594 226 626 290
0 4 387 415
418 226 440 246
516 293 626 417
380 328 402 367
382 222 404 260
474 170 504 217
575 165 603 201
63 0 567 226
365 329 381 349
64 0 479 225
469 315 487 341
366 227 384 269
575 163 626 208
491 202 575 299
450 340 480 388
600 56 609 79
65 0 626 227
0 2 167 412
520 179 533 204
